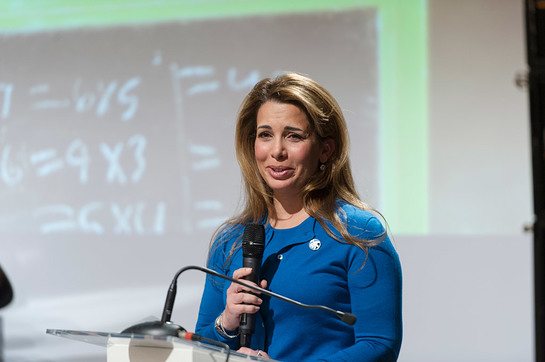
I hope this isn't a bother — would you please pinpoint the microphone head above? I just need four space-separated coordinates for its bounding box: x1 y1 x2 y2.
121 320 185 337
340 312 357 325
242 224 265 258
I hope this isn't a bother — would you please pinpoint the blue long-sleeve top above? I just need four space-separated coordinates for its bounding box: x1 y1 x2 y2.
195 203 402 361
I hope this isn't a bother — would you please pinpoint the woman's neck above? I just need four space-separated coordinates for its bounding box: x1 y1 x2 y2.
269 198 309 229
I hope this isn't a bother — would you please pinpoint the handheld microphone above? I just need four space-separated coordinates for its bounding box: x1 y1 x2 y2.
239 224 265 347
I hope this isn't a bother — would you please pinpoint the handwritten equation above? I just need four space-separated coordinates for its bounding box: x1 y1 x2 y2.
1 135 146 186
0 78 140 122
0 66 269 121
34 201 166 235
0 56 274 236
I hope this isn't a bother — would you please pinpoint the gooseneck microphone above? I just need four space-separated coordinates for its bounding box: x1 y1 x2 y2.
122 264 357 340
239 224 265 347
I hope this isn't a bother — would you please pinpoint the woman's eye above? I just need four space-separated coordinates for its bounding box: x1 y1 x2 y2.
257 131 272 139
287 133 304 141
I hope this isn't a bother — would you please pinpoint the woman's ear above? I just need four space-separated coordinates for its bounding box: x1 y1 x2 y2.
320 138 335 163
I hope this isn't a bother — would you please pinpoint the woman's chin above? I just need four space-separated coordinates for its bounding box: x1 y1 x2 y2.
268 184 303 199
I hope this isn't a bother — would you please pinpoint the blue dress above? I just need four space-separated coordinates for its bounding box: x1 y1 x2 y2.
195 203 402 361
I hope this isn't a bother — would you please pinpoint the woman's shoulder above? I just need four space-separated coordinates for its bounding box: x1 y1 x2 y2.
336 201 375 220
335 201 385 237
207 222 245 270
211 222 244 250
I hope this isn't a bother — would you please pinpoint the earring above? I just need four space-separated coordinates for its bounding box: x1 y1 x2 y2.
320 163 326 171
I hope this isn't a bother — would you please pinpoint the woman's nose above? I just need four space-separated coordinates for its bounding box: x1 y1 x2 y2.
271 140 287 160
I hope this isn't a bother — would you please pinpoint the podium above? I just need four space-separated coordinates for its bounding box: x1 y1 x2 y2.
47 329 272 362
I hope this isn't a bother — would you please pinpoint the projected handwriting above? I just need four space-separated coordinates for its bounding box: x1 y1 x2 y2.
73 77 141 121
226 68 260 90
30 139 90 182
193 200 227 230
169 65 260 121
34 202 166 235
188 144 228 229
0 78 141 122
0 83 14 119
30 83 70 110
189 144 220 171
0 135 147 185
100 134 147 184
0 145 23 185
2 65 262 123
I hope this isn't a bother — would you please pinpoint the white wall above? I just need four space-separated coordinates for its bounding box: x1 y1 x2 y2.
429 0 532 235
400 1 534 361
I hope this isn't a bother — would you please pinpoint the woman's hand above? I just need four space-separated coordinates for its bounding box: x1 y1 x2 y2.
221 267 268 331
222 268 267 331
238 347 271 359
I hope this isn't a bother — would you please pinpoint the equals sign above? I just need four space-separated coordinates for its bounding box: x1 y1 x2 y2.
30 149 64 177
30 84 70 110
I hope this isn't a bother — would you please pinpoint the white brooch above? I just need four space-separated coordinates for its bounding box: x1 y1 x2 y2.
308 238 321 251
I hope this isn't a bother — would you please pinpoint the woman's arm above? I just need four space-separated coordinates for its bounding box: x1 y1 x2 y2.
195 227 267 350
317 217 403 362
194 230 242 348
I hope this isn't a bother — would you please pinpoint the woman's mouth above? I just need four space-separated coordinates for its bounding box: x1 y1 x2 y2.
267 166 294 179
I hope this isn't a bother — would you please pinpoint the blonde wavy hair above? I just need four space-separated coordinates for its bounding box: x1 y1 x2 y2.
210 73 384 266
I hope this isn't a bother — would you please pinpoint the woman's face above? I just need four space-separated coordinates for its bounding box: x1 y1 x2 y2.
254 101 332 200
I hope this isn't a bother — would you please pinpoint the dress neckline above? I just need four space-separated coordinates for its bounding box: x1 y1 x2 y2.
265 215 314 233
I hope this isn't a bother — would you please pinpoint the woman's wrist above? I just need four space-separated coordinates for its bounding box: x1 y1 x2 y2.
214 312 239 339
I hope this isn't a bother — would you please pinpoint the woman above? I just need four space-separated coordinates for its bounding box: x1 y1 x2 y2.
195 73 402 361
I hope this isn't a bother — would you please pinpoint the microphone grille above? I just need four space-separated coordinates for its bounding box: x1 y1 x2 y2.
340 312 357 325
242 224 265 257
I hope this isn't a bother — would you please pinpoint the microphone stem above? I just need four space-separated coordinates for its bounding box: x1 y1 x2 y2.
168 265 353 324
161 280 177 323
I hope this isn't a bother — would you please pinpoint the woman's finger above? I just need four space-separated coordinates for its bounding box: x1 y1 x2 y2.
232 267 253 279
237 347 271 359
